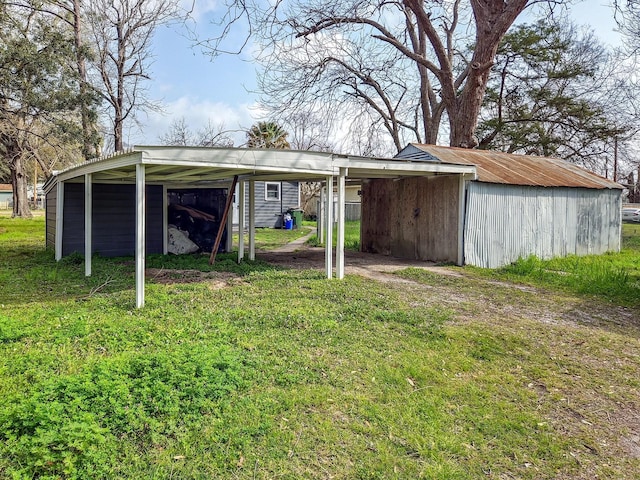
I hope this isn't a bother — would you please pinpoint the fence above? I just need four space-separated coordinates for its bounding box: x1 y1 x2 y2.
317 201 361 222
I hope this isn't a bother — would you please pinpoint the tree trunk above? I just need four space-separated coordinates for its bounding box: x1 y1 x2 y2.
74 0 100 160
11 155 32 219
447 0 529 148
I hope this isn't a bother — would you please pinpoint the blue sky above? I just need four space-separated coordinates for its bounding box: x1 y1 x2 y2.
125 0 624 148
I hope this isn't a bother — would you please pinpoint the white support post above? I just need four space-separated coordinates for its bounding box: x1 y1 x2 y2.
318 185 325 243
226 189 234 253
55 181 64 261
457 174 466 266
325 176 333 279
84 174 92 277
238 181 246 263
336 168 346 279
249 180 256 261
135 164 146 308
162 185 168 255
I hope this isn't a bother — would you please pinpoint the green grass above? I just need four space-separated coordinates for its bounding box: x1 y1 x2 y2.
233 225 311 251
1 215 640 478
307 220 360 250
466 223 640 307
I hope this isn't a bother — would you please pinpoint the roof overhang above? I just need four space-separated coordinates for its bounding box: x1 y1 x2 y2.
44 146 477 193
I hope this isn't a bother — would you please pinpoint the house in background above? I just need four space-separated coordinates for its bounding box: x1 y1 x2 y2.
233 181 300 228
0 184 12 208
359 144 622 268
306 183 362 221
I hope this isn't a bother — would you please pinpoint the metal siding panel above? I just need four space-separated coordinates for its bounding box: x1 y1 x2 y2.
552 191 567 257
464 183 622 268
537 189 553 259
565 189 578 255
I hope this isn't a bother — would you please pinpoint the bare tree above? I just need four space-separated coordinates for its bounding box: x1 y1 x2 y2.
85 0 181 152
159 117 234 147
205 0 560 152
282 111 335 214
616 0 640 54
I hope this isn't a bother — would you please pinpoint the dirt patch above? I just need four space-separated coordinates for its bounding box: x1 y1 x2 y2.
146 268 239 287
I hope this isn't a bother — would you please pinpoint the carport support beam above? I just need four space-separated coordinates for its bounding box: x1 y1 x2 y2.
325 176 333 279
238 181 245 262
336 168 346 279
55 181 64 261
84 173 92 277
249 180 256 261
135 164 146 309
209 175 238 265
319 186 325 242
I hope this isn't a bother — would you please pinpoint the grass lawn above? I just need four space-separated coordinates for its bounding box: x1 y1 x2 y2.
1 215 639 478
232 225 313 251
306 220 361 250
465 223 640 308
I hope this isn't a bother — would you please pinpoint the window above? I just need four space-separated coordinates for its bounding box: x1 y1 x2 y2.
265 182 281 201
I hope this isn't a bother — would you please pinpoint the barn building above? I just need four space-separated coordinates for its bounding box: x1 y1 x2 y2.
360 144 622 268
43 144 622 306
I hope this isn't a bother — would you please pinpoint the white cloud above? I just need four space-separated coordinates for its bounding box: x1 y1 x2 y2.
180 0 221 22
125 96 267 146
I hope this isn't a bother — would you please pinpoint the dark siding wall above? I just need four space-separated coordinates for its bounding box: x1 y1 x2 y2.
361 176 459 263
62 183 163 257
45 187 57 249
62 183 85 255
244 181 299 228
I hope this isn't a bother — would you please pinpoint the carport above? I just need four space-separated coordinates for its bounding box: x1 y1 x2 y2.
44 146 476 307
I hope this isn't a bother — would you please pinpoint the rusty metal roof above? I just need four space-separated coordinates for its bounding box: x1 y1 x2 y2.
406 144 622 189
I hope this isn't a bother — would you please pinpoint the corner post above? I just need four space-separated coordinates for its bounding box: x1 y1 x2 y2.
325 176 333 279
55 181 64 261
84 173 92 276
336 168 346 279
238 181 245 262
249 180 256 261
318 185 325 242
136 164 146 308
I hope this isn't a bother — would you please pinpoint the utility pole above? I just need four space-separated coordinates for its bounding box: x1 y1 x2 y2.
613 137 618 183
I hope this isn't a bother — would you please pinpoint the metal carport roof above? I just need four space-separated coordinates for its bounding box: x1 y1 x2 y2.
46 146 477 308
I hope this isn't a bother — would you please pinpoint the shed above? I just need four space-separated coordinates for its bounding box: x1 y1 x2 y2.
44 146 475 307
364 144 622 268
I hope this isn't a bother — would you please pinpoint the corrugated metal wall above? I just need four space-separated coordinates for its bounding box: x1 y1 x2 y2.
243 181 299 228
464 182 622 268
